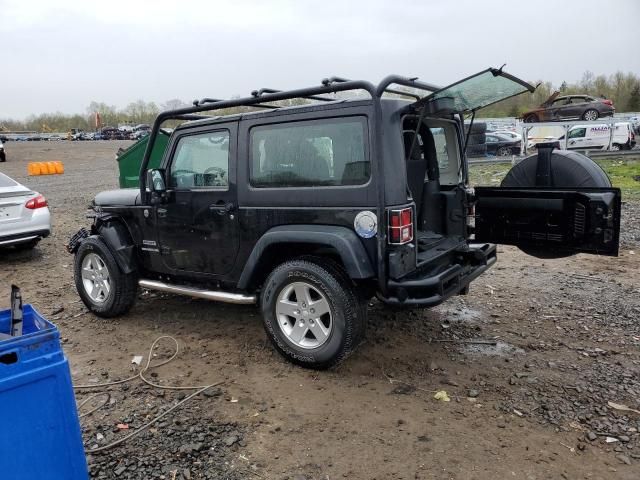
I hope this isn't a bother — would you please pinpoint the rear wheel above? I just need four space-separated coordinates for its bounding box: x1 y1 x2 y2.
260 259 365 369
582 109 599 121
496 146 513 157
610 143 621 151
524 114 538 123
74 236 137 317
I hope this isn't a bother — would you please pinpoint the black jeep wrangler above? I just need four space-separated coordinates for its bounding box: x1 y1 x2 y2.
68 69 621 369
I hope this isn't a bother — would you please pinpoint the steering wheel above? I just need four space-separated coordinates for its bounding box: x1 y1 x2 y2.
172 169 197 176
204 166 226 176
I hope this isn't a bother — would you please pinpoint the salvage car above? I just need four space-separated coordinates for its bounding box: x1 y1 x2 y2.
67 68 621 369
0 172 51 249
522 93 615 123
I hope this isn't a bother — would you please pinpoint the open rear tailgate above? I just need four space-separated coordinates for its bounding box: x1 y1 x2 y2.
474 187 621 256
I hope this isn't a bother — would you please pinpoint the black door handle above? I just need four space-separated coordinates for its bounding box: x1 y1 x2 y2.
209 202 235 215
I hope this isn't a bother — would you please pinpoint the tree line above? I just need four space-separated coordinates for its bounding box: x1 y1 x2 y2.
2 71 639 133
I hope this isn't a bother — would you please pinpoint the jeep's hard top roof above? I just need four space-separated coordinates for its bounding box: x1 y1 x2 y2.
174 98 411 131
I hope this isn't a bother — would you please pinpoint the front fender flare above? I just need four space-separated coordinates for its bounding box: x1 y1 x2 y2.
94 218 136 275
237 225 374 289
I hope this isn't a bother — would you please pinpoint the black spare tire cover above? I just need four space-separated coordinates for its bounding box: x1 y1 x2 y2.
500 150 611 259
501 150 611 188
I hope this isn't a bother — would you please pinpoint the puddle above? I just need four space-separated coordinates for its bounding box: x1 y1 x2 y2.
435 306 482 325
463 340 525 357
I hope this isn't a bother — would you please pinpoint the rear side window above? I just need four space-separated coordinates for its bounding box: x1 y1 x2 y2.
250 117 369 188
430 128 450 169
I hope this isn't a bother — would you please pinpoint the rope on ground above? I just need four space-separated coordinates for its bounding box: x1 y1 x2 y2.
73 335 224 454
77 392 111 418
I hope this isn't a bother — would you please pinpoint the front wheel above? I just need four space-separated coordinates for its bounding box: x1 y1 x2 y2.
524 114 538 123
260 259 365 369
74 236 137 317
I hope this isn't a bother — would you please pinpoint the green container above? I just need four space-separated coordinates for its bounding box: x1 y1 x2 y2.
117 130 170 188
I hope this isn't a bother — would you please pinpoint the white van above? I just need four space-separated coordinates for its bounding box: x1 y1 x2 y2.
559 122 636 151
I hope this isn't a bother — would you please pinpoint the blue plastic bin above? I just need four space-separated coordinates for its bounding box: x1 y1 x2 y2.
0 304 88 480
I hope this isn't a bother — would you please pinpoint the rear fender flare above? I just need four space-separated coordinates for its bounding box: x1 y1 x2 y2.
237 225 374 289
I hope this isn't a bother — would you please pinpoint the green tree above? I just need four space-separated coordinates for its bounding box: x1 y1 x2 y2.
629 82 640 111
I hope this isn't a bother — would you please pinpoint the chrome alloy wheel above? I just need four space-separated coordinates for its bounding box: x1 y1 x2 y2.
275 281 333 349
81 253 111 303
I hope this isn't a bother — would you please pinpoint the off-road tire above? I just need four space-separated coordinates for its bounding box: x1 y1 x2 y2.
464 122 487 134
466 133 486 146
74 236 137 318
260 258 365 369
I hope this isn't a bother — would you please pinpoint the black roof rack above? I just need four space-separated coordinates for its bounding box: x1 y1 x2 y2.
139 75 442 191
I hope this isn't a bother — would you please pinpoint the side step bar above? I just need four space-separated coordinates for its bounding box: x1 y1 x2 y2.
138 279 256 305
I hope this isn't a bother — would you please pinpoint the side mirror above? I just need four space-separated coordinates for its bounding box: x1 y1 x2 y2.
146 169 166 193
146 169 167 205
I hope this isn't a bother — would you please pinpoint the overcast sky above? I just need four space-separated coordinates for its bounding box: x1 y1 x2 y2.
2 0 639 119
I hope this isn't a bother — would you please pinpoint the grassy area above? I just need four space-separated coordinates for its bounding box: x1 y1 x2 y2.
469 155 640 200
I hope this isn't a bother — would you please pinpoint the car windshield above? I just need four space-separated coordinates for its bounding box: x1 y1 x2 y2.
418 68 535 113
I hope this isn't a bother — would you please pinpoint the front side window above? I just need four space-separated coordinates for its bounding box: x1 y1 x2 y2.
250 118 368 188
568 128 586 139
170 131 229 189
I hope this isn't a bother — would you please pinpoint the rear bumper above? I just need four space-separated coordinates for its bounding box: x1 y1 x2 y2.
0 229 50 246
0 207 51 246
379 243 497 306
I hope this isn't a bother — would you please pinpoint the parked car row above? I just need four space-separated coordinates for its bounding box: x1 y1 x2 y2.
72 125 151 141
1 124 151 142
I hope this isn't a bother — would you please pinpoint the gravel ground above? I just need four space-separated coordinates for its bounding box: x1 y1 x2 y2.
620 201 640 248
1 141 639 479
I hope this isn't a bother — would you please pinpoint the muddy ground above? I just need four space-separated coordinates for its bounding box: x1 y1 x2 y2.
1 141 639 479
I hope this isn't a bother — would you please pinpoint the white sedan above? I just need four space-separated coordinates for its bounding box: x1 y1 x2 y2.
0 172 51 249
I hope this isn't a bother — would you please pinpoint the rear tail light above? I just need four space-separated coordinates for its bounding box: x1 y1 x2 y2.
467 203 476 228
603 99 613 106
388 207 413 244
25 194 48 209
